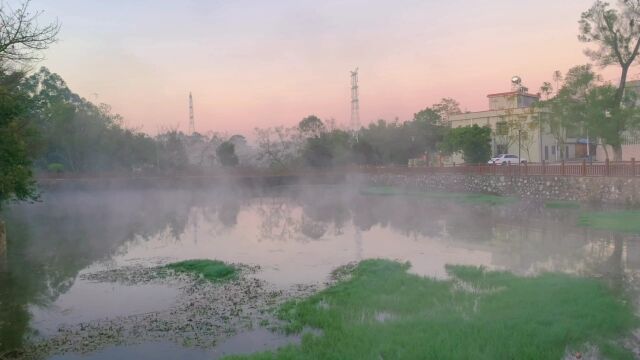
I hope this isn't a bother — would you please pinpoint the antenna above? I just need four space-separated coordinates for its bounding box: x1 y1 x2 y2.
188 92 195 135
350 68 360 138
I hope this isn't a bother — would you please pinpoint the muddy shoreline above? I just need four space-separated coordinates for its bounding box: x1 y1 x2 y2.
14 262 324 360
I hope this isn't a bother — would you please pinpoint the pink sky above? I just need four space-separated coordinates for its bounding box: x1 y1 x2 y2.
32 0 634 137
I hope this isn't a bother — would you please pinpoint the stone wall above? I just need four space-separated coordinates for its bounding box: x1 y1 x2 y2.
366 173 640 205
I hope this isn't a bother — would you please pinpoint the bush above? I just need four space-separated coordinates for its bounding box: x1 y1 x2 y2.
47 163 64 173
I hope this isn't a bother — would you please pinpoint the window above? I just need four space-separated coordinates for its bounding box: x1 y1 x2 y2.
496 121 508 135
566 146 569 159
496 144 508 155
551 146 556 156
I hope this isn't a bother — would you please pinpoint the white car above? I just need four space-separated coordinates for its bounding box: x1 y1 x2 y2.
488 154 527 165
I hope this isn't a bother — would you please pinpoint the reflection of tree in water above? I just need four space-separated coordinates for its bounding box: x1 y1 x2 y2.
255 197 301 242
254 192 353 242
300 217 327 240
581 232 640 295
0 188 240 354
218 200 240 227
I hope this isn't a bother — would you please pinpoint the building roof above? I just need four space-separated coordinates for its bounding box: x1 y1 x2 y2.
486 91 540 98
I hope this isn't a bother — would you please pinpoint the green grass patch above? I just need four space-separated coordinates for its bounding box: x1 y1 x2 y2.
544 200 581 209
361 186 517 205
229 260 637 360
579 211 640 234
164 259 237 282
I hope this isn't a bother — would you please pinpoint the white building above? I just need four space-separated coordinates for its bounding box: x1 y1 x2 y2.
448 87 575 164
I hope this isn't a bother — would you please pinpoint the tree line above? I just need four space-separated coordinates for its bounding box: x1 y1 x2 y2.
5 0 640 210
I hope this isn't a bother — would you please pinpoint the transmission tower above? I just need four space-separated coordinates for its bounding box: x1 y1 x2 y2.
350 68 360 136
188 92 195 135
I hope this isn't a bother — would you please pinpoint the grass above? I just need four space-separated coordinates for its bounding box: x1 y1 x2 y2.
163 259 237 282
579 210 640 234
228 260 637 360
361 186 517 205
545 200 581 209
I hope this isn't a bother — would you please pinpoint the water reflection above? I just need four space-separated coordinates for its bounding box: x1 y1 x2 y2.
1 186 639 356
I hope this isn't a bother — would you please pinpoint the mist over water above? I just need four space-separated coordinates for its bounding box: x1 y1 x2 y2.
1 184 638 358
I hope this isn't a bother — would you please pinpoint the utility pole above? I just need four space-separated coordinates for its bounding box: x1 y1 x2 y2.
350 68 360 140
188 92 195 135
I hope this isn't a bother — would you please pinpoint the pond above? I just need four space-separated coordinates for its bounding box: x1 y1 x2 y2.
1 184 639 359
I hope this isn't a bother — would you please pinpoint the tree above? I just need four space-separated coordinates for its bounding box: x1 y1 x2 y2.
411 107 446 153
216 141 239 167
22 67 157 173
579 0 640 159
302 137 333 168
540 82 553 100
440 125 492 164
156 130 189 172
0 1 59 210
254 126 302 170
298 115 325 138
0 71 38 209
0 0 60 63
539 64 640 161
431 98 462 121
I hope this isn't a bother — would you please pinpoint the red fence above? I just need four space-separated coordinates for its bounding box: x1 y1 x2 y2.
35 160 640 181
359 159 640 178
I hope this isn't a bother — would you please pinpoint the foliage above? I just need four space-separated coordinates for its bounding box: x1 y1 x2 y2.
0 71 38 209
254 126 302 170
22 67 160 173
579 0 640 159
538 65 640 161
440 124 492 164
357 99 453 165
0 0 58 210
298 115 325 139
302 137 334 168
164 259 237 282
216 141 239 167
231 260 637 360
155 130 188 172
46 163 64 173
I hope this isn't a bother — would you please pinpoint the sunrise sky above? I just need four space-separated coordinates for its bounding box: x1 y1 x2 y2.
30 0 635 136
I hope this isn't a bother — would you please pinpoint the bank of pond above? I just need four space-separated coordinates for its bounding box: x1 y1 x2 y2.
18 258 639 359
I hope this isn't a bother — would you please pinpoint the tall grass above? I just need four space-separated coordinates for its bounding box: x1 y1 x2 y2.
229 260 637 359
164 259 237 282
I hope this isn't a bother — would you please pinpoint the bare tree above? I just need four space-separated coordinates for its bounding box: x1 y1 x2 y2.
0 0 60 64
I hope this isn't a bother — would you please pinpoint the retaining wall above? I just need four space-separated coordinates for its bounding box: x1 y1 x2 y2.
367 173 640 205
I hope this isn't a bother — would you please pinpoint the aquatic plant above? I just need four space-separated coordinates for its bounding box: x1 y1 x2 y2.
164 259 237 282
579 211 640 234
230 260 637 359
361 186 517 205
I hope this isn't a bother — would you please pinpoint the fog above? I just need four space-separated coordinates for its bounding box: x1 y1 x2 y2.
1 181 638 357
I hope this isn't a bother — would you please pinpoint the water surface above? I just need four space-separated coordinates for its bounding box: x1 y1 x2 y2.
1 185 638 358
